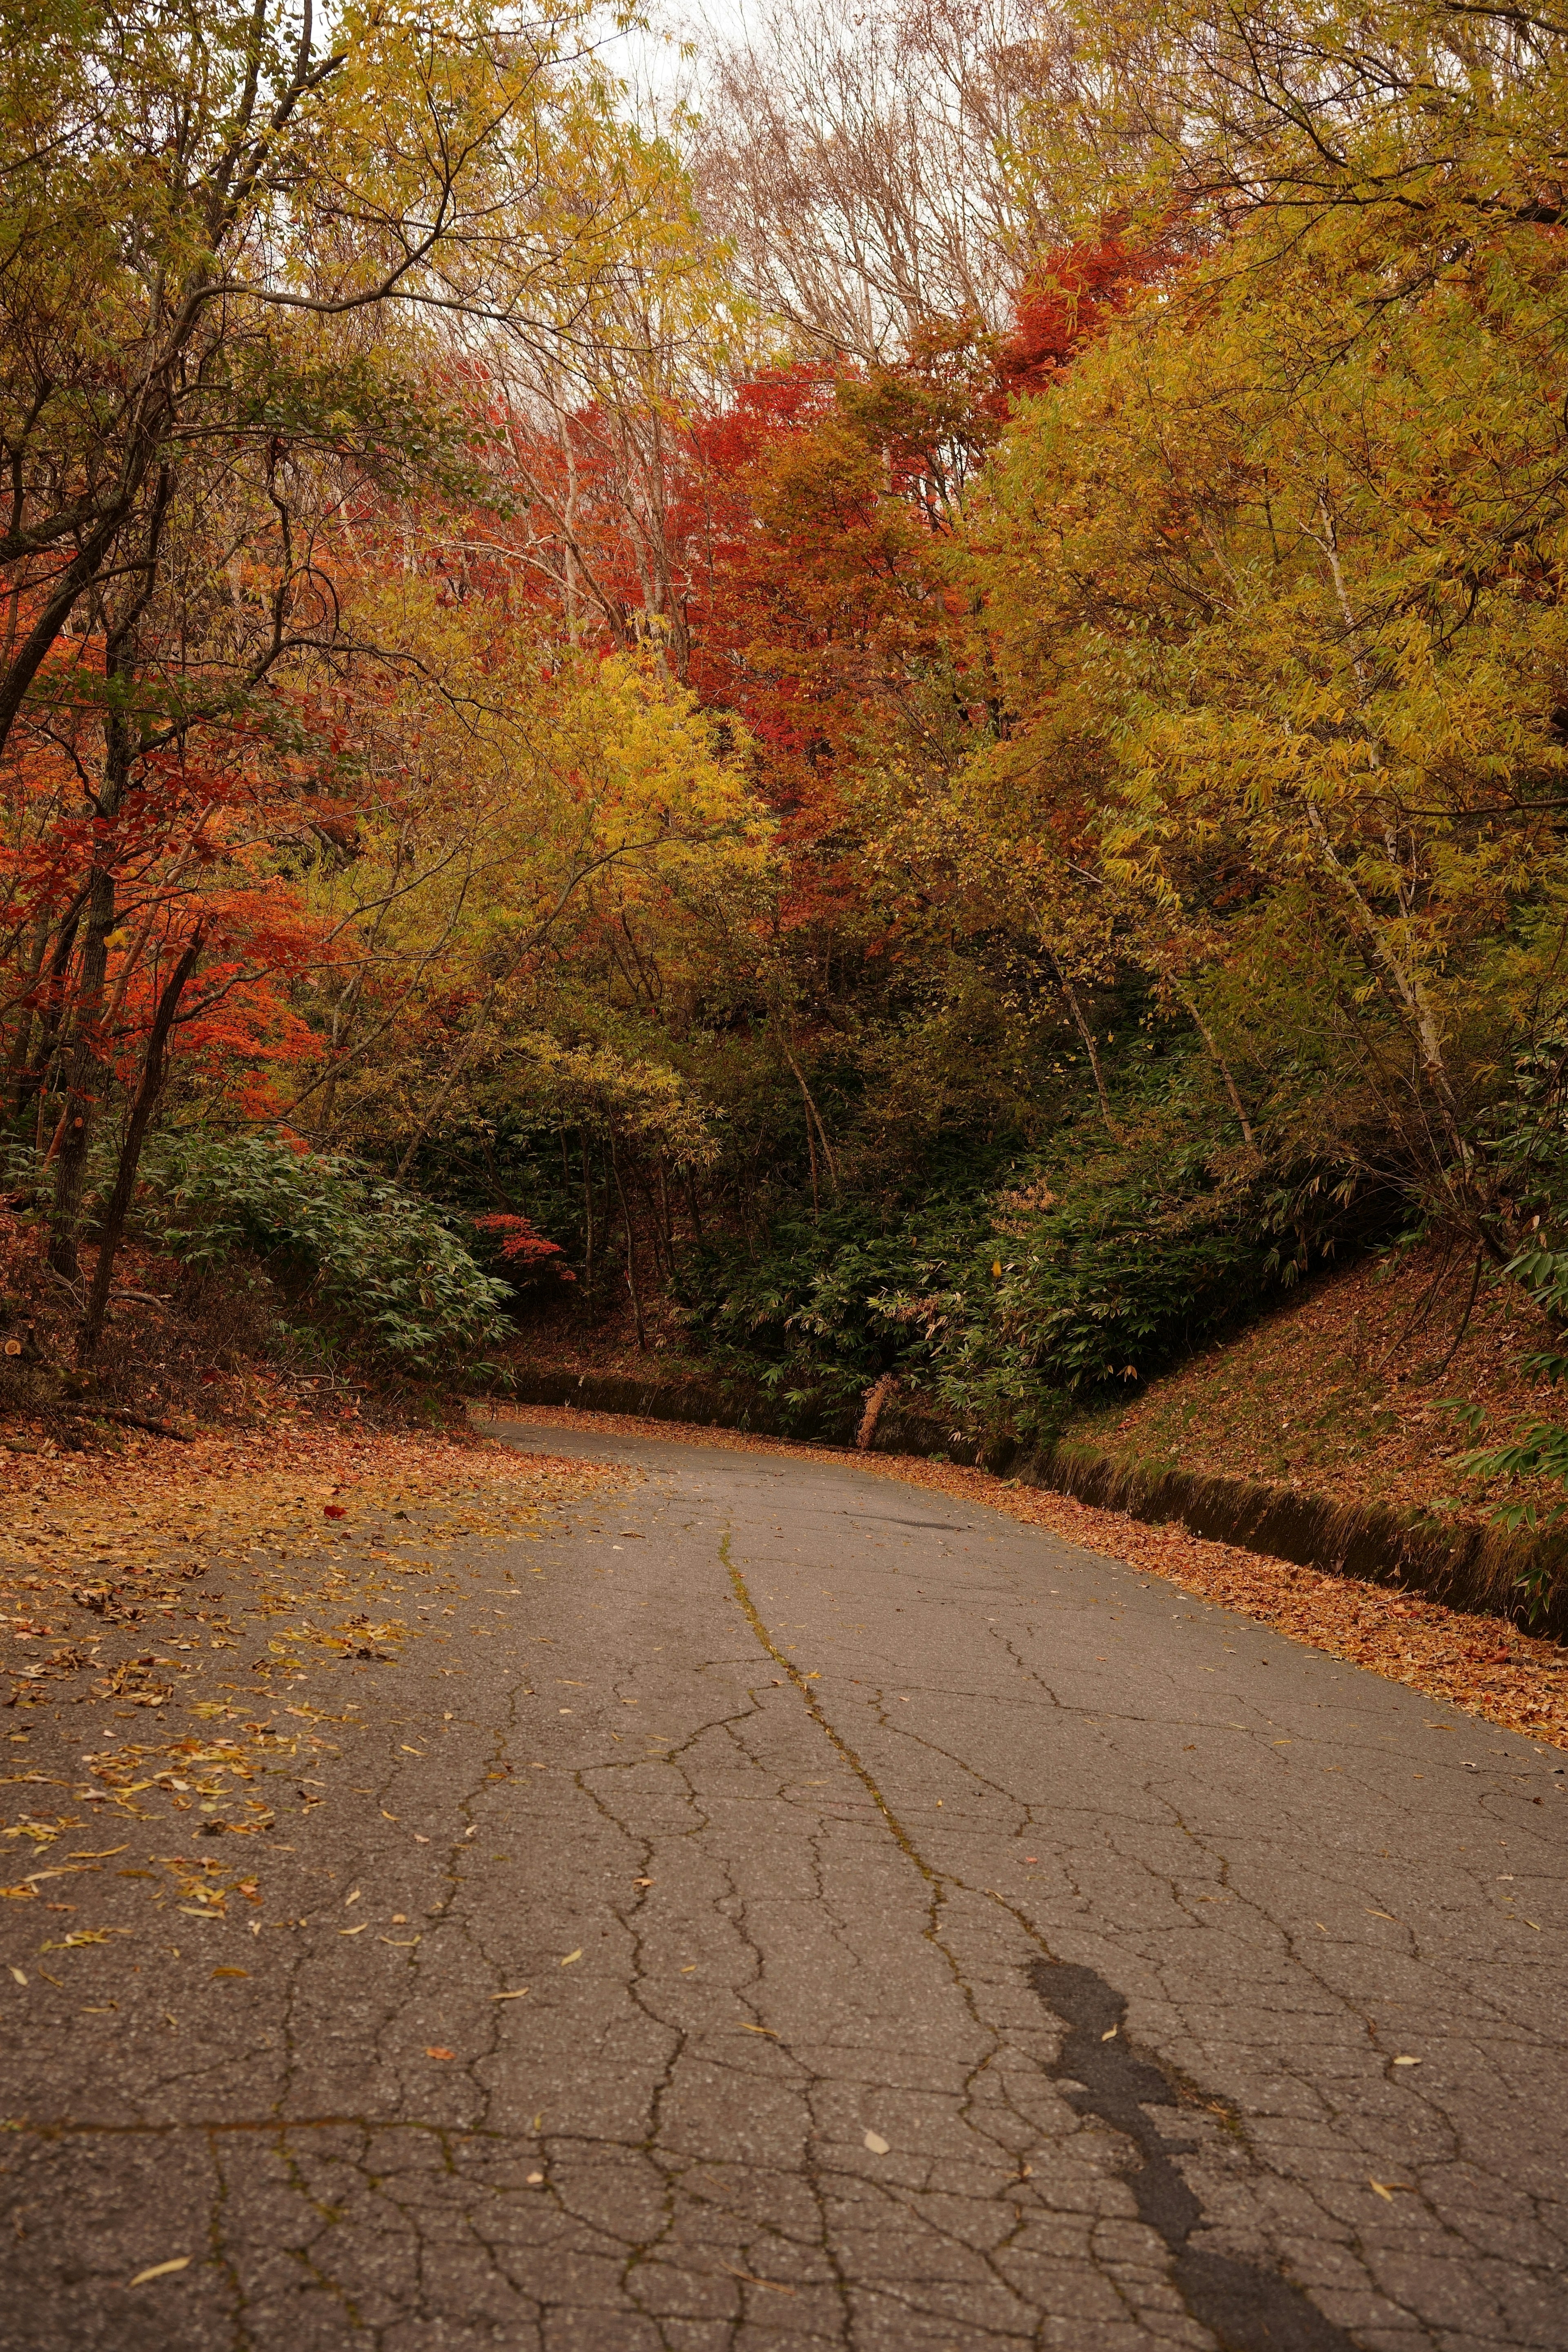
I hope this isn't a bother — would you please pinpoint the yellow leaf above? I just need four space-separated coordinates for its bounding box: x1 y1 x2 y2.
863 2129 890 2154
492 1988 529 2000
130 2256 191 2286
560 1949 582 1966
1101 2025 1118 2041
68 1846 128 1859
340 1924 366 1936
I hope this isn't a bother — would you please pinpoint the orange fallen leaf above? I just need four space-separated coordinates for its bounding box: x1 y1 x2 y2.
425 2046 454 2060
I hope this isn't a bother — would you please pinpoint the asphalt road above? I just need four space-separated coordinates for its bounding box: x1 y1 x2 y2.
2 1419 1565 2352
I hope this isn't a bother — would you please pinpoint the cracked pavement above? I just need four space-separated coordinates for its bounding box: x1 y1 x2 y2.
1 1419 1565 2350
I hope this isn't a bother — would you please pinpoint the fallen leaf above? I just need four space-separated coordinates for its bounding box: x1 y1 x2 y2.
526 2170 544 2184
343 1888 361 1907
739 2022 777 2037
1392 2056 1421 2067
560 1948 581 1966
492 1988 529 2000
1369 2179 1411 2201
379 1936 419 1946
8 1969 24 1985
340 1923 366 1936
1101 2025 1118 2041
425 2046 454 2060
130 2256 191 2286
718 2260 795 2295
323 1506 347 1520
863 2129 890 2155
211 1968 248 1980
68 1846 127 1859
1366 1910 1398 1922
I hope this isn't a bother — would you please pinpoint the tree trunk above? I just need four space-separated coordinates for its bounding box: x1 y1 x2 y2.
47 864 116 1278
609 1131 646 1349
581 1132 595 1297
78 927 203 1358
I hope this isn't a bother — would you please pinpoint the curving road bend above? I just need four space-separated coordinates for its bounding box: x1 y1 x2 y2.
3 1419 1566 2350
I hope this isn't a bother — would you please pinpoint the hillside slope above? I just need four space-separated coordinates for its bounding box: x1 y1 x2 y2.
1064 1242 1559 1530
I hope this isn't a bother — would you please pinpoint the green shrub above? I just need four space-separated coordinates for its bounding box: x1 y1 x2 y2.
141 1131 511 1370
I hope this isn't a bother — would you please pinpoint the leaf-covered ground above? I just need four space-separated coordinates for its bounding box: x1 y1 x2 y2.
1066 1241 1561 1527
498 1404 1568 1755
0 1423 623 1952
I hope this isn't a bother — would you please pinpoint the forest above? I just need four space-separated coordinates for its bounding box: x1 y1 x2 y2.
4 0 1568 1480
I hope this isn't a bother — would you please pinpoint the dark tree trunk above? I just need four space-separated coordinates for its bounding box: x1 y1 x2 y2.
609 1131 646 1350
78 926 203 1359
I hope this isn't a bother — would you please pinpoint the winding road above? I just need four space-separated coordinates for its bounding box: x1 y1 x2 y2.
3 1418 1565 2350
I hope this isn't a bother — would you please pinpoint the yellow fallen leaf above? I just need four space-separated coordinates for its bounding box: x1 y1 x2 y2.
1392 2056 1421 2067
739 2022 777 2036
9 1969 24 1985
130 2256 191 2286
863 2129 890 2154
1366 1910 1397 1922
379 1936 419 1946
1101 2025 1118 2041
560 1949 582 1966
212 1968 248 1980
1369 2179 1411 2201
68 1846 127 1859
340 1924 366 1936
344 1888 361 1907
177 1908 220 1921
492 1988 529 2000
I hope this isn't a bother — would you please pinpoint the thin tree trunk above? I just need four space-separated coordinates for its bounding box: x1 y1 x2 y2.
608 1131 646 1349
47 863 116 1277
780 1038 838 1197
78 928 203 1358
1174 984 1256 1147
581 1132 595 1297
1053 959 1115 1131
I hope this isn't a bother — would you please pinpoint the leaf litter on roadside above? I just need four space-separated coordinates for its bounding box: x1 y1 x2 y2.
0 1424 622 1951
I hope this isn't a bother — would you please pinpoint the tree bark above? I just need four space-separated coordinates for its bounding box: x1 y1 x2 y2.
78 926 203 1357
609 1131 646 1349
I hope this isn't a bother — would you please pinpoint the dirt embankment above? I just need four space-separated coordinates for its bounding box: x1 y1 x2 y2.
1066 1243 1559 1525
